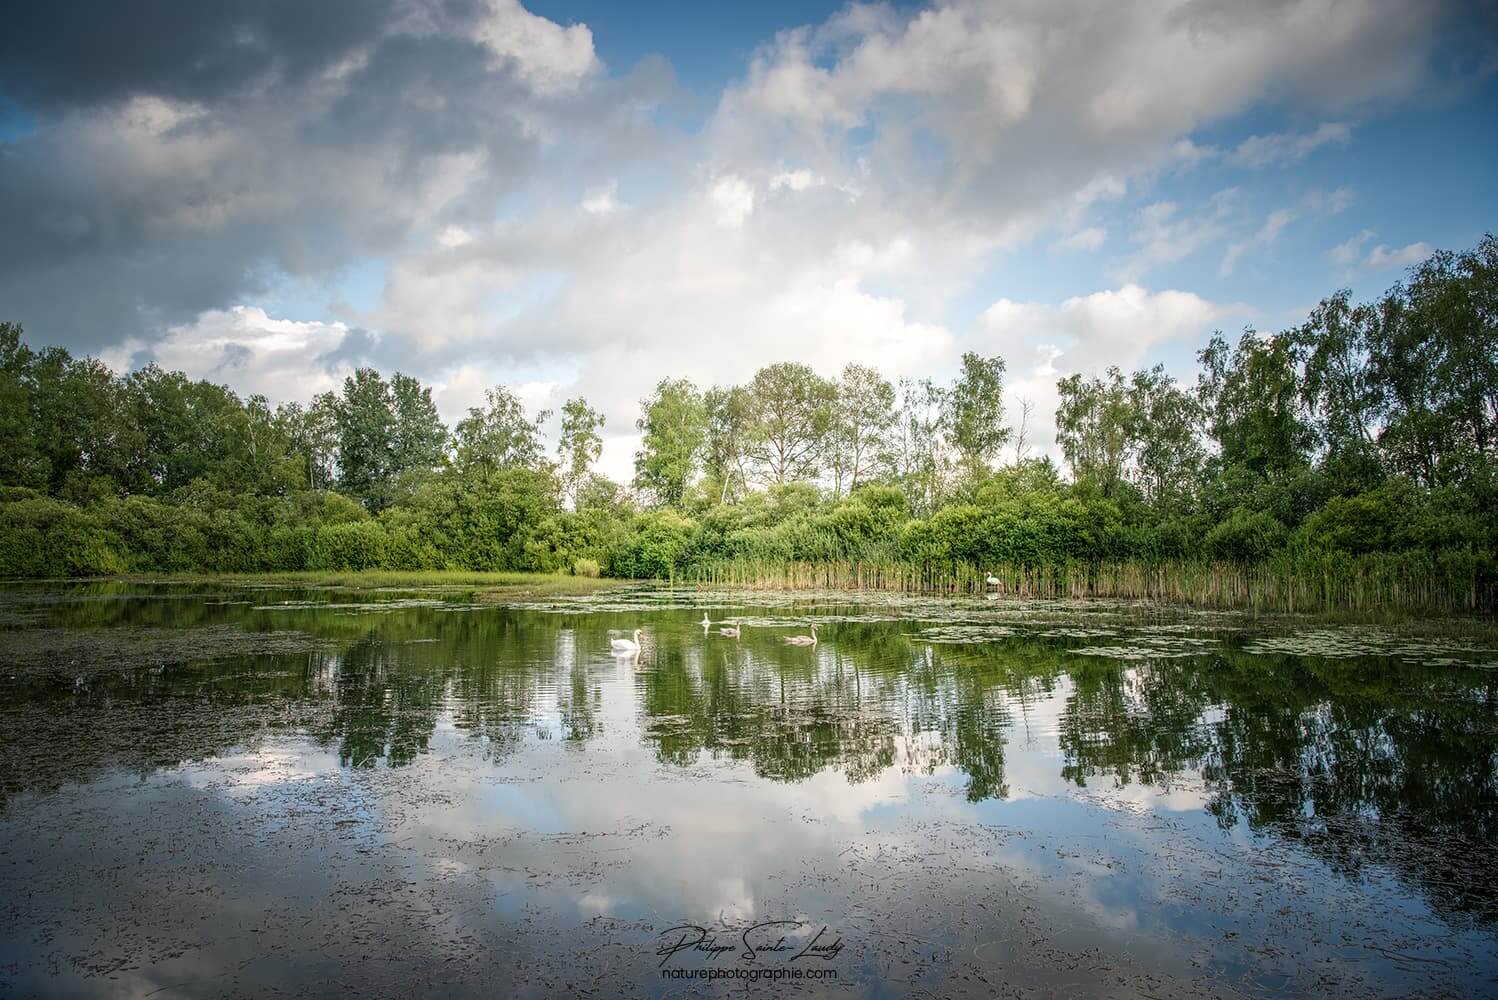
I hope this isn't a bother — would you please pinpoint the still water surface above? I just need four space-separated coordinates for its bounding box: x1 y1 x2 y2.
1 584 1496 997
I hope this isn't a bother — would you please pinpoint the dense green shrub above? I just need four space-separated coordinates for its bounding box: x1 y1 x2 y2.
610 509 696 579
1145 517 1195 560
1205 508 1288 563
263 524 314 571
309 521 390 571
0 497 126 577
97 495 208 571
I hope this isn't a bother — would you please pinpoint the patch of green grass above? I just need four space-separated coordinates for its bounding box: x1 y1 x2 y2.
117 570 628 599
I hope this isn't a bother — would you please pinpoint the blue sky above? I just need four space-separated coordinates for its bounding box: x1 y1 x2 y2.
0 0 1494 476
527 0 925 94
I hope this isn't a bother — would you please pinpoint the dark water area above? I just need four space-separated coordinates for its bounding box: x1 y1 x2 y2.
1 583 1496 998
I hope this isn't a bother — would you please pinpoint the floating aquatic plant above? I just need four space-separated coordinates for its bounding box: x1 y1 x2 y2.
1070 644 1208 661
916 625 1020 644
1240 627 1497 667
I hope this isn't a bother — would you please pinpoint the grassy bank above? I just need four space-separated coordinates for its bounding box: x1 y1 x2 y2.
110 570 627 600
684 552 1495 615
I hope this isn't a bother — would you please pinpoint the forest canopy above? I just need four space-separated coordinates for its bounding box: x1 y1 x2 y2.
1 236 1495 610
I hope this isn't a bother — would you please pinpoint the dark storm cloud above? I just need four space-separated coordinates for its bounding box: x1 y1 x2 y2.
0 0 615 356
314 31 532 169
0 0 395 112
315 326 382 370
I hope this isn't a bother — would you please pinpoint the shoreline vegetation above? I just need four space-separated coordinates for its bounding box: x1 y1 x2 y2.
5 555 1488 620
1 236 1495 616
8 570 627 601
182 569 627 601
685 553 1492 615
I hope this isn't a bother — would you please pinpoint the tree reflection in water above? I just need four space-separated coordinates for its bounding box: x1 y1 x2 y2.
2 585 1495 928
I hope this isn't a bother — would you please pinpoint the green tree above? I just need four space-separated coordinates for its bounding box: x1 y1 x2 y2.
278 391 341 491
557 396 605 507
1058 365 1201 506
575 472 629 514
0 322 42 490
1292 290 1384 490
827 362 896 498
121 365 191 493
894 376 949 516
747 362 835 484
1370 235 1498 486
452 386 549 476
231 393 301 495
703 384 755 504
1129 365 1204 508
945 352 1010 481
336 368 397 508
29 346 129 498
634 378 706 507
1198 329 1315 479
389 373 449 476
1055 367 1134 497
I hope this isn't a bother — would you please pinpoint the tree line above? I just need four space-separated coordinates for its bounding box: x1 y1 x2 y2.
0 235 1494 609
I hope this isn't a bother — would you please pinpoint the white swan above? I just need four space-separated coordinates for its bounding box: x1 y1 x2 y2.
718 623 741 637
611 629 642 654
699 614 711 627
986 574 1001 587
784 623 818 646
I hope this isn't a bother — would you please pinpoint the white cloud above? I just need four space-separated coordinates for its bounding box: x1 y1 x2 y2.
770 168 823 192
469 0 599 93
1328 228 1375 265
980 285 1227 467
33 0 1457 491
1167 138 1220 170
1364 241 1432 270
1303 186 1355 215
1220 208 1297 275
1227 122 1353 168
712 0 1437 245
101 307 353 404
982 285 1224 361
580 181 624 215
708 174 756 228
1326 230 1427 271
1066 176 1128 227
118 95 209 137
310 1 1437 482
436 225 476 248
1221 185 1357 273
1117 192 1238 280
1057 227 1107 252
101 307 569 442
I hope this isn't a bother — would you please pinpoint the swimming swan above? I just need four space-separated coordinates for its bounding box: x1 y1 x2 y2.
784 623 818 646
611 629 643 654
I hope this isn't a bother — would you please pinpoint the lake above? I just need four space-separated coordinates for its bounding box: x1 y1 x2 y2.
1 583 1496 998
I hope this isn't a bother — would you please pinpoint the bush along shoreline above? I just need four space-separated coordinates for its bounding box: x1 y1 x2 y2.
1 235 1495 615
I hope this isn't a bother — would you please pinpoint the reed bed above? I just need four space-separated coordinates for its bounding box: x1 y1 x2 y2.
684 552 1495 615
